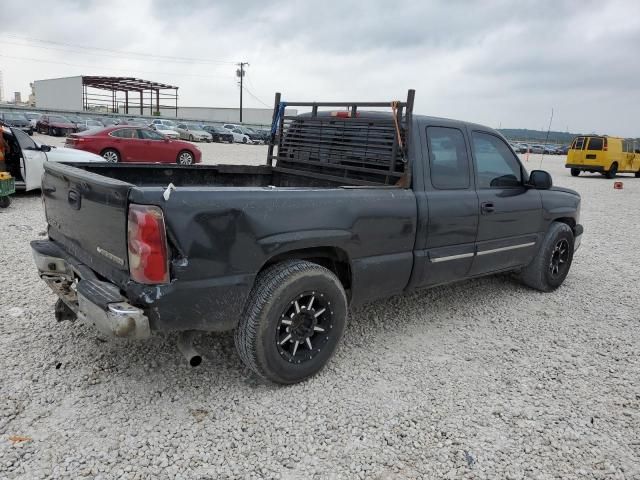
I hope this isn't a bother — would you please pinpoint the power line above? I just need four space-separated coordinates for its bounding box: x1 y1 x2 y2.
0 33 236 65
0 39 231 67
0 53 231 79
242 85 271 108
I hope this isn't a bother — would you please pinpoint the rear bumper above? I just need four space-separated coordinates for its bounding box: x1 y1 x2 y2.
566 164 604 172
31 239 254 335
31 240 151 339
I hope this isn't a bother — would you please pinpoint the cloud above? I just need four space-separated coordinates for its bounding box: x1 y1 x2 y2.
0 0 638 136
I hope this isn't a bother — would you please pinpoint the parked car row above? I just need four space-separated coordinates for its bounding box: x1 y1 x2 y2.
509 142 568 155
1 110 271 145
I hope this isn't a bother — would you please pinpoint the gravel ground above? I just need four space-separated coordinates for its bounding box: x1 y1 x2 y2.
1 151 639 479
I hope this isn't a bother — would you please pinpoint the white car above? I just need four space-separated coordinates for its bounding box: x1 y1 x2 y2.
150 119 178 129
224 126 252 144
2 126 105 191
151 124 180 139
175 123 213 142
24 112 42 129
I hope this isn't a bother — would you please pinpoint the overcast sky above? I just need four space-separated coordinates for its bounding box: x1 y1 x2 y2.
1 0 639 135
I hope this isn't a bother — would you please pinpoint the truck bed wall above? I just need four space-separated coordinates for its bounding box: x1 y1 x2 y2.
71 163 349 188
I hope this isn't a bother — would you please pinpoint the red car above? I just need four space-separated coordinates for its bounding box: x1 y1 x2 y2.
65 126 202 165
36 115 78 136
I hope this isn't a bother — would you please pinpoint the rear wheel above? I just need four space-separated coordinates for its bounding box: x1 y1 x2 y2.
0 196 11 208
234 260 348 384
570 168 580 177
605 162 618 179
242 137 248 144
518 222 574 292
177 150 194 165
101 148 120 163
635 170 640 178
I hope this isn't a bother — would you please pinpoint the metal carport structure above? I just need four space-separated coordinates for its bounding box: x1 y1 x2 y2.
81 76 178 116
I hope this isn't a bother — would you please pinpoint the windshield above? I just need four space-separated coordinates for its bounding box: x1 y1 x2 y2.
49 115 71 123
87 120 102 127
24 113 40 120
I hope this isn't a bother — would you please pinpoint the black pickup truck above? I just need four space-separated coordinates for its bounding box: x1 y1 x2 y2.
32 90 583 384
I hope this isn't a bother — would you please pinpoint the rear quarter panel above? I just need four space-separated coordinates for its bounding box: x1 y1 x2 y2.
127 186 417 330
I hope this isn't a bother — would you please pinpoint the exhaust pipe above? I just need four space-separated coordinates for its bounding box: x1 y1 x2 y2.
177 331 202 367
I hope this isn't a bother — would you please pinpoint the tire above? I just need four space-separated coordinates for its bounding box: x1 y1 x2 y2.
242 137 248 144
101 148 120 163
518 222 575 292
0 196 10 208
234 260 348 384
635 170 640 178
570 168 580 177
189 134 194 142
606 162 618 179
177 150 194 165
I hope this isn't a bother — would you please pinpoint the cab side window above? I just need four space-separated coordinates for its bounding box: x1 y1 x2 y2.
472 132 522 189
426 126 470 189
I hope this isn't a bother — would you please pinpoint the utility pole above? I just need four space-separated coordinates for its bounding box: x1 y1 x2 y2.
236 62 249 123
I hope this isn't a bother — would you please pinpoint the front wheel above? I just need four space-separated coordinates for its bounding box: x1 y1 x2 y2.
234 260 348 384
635 170 640 178
177 150 194 165
0 196 11 208
189 134 194 142
517 222 575 292
570 168 580 177
242 137 248 144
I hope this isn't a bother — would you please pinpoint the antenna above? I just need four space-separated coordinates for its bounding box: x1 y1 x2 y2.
540 108 554 168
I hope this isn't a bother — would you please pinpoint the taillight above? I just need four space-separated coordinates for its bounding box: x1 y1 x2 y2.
127 204 169 284
603 137 608 151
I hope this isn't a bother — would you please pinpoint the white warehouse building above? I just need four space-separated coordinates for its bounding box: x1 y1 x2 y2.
32 75 292 126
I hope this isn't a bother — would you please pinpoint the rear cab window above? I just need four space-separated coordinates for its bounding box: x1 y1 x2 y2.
426 126 470 189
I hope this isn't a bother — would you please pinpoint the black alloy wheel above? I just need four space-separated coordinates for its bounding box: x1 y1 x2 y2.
275 291 334 365
549 239 570 278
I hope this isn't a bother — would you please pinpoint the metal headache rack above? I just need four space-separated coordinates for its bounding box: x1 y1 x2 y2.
267 90 415 186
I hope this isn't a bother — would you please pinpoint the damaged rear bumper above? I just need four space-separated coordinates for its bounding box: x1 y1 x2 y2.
31 240 150 339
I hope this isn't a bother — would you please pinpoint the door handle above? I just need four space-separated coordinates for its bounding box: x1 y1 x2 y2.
481 202 495 214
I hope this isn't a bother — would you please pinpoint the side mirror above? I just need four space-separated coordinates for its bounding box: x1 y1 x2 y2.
40 144 52 152
528 170 552 189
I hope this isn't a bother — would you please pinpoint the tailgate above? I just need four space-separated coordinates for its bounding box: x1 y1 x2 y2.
42 162 133 284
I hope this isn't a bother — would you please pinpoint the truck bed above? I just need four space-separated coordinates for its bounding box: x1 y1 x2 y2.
63 162 379 189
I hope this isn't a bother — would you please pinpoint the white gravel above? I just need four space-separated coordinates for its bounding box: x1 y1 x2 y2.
1 149 639 479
